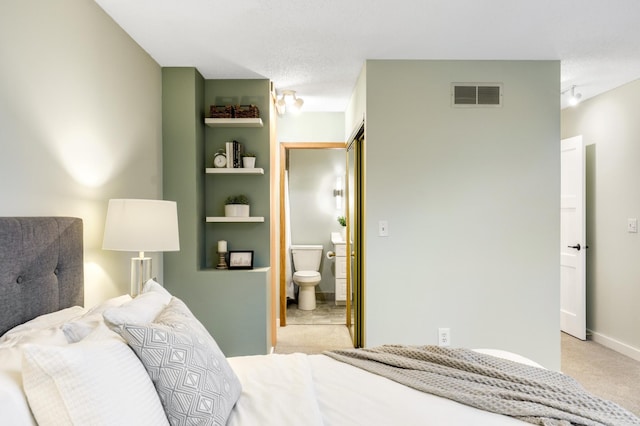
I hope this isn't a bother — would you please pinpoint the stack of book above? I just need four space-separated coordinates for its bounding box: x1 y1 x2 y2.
225 140 244 168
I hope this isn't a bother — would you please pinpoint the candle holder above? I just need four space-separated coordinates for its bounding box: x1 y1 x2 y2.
216 251 228 269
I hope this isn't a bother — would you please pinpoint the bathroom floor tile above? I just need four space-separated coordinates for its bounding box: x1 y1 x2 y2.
286 300 346 325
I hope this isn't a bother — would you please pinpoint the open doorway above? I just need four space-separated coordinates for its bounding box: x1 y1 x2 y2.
279 142 346 332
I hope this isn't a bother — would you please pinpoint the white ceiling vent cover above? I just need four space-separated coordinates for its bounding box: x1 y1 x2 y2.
452 83 503 107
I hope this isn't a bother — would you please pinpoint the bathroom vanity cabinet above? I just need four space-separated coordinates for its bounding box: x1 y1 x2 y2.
332 232 347 304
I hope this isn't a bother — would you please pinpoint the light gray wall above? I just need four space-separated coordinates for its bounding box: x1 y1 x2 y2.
289 149 346 296
358 60 561 369
279 112 345 142
561 80 640 360
0 0 163 307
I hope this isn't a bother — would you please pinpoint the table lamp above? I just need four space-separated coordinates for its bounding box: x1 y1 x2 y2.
103 199 180 296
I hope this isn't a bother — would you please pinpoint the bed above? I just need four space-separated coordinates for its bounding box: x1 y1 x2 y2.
1 217 638 426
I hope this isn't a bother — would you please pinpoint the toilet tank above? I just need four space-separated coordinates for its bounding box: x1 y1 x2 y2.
291 245 323 271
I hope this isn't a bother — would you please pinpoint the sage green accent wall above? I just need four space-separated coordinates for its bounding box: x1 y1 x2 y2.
0 0 162 307
162 69 271 356
358 60 561 369
561 80 640 360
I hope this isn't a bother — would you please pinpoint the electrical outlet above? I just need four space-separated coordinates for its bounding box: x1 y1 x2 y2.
438 328 451 347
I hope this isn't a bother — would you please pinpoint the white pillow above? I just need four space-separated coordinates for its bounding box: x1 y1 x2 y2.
61 294 132 343
142 278 172 304
0 306 86 343
85 294 133 316
0 367 37 426
22 323 169 426
103 290 169 330
0 327 69 426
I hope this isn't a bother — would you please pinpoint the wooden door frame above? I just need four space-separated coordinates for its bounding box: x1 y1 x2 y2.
278 142 346 326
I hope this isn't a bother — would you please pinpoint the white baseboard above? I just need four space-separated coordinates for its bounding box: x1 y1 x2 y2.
588 329 640 362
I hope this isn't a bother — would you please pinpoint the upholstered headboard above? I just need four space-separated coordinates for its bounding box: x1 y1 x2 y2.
0 217 84 335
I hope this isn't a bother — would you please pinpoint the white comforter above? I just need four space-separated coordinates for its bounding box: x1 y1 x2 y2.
228 352 532 426
0 299 541 426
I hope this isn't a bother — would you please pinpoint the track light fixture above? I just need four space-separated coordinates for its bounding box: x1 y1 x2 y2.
562 85 582 107
276 90 304 115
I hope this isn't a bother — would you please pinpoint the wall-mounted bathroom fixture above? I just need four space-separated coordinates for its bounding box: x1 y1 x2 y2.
276 90 304 115
562 85 582 106
333 176 344 210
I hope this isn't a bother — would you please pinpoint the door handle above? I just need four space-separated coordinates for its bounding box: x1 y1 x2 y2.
567 243 589 251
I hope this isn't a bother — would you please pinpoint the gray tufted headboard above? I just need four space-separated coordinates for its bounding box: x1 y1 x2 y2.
0 217 84 336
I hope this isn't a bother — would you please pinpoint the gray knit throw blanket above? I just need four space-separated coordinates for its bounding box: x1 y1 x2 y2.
324 345 640 426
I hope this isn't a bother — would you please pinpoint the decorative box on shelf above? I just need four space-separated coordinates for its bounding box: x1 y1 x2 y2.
209 105 234 118
234 104 259 118
207 104 259 119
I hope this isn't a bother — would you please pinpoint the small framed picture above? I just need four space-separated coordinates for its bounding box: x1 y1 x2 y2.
228 250 254 270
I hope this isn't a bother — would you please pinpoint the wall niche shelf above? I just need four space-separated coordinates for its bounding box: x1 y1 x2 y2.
205 118 263 128
206 216 265 223
205 168 264 175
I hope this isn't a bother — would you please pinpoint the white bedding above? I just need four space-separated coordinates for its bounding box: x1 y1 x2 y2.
0 305 540 426
0 308 86 426
228 352 532 426
5 287 625 426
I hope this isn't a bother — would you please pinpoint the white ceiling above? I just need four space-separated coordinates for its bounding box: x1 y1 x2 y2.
95 0 640 111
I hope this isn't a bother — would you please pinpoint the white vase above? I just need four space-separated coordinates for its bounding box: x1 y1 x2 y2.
225 204 250 217
242 157 256 168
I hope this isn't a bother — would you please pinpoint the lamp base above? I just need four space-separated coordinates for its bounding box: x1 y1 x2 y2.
131 257 152 297
216 251 228 269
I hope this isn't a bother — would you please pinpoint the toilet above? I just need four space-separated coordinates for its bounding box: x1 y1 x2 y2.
291 244 323 310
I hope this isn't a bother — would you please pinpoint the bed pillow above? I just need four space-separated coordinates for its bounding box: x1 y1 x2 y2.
117 298 242 426
61 294 132 343
0 326 70 426
142 278 172 303
103 290 169 329
0 306 86 343
22 323 169 426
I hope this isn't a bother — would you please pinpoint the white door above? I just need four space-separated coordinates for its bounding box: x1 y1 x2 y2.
560 136 586 340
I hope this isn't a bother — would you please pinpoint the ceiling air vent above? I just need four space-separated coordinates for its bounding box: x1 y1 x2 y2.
452 83 502 107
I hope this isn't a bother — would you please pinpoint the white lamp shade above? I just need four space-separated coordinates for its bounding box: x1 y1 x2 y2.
103 199 180 252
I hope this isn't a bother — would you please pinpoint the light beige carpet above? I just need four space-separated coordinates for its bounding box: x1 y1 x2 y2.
274 324 353 354
561 332 640 416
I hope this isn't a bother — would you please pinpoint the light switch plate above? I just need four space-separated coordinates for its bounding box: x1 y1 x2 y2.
628 218 638 233
378 220 389 237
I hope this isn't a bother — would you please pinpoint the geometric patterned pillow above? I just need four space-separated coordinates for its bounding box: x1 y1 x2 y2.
153 297 242 410
118 299 242 426
154 297 227 355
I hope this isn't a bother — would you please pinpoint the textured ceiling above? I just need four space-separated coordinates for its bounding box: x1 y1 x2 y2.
95 0 640 111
